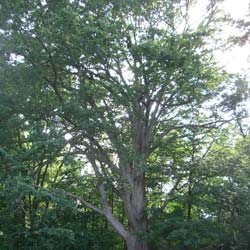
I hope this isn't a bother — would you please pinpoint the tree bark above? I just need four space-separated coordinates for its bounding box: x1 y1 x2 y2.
122 163 150 250
126 234 149 250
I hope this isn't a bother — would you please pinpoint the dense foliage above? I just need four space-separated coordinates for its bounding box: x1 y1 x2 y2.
0 0 249 249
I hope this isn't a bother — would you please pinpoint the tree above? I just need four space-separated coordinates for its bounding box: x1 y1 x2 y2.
190 132 250 250
0 0 240 249
231 3 250 46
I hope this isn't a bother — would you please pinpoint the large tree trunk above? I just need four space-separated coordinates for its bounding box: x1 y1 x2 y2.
126 234 149 250
123 163 150 250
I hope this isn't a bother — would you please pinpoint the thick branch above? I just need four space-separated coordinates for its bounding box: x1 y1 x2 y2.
63 191 104 215
87 155 129 239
